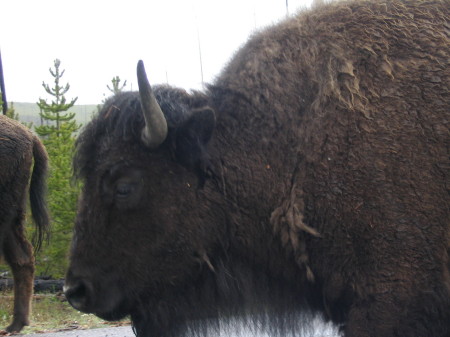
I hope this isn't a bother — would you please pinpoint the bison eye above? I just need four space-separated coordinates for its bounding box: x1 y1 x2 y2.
102 167 144 208
115 183 133 198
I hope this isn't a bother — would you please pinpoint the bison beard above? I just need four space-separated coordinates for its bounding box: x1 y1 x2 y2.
65 0 450 336
130 256 319 337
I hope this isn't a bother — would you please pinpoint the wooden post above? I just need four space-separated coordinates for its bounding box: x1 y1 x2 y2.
0 49 7 115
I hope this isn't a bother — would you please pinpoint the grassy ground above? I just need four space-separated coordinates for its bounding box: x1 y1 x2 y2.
0 291 130 335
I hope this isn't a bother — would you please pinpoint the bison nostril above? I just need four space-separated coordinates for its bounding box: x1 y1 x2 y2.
64 280 92 312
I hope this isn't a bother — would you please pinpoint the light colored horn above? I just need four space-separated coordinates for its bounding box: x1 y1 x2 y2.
137 60 168 148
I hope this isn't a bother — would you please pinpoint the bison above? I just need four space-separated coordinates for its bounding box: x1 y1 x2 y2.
0 114 50 333
64 0 450 336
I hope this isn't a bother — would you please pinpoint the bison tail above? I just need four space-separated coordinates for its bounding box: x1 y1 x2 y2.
30 136 51 252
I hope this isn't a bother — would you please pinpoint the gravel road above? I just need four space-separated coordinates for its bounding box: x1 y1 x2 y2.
20 326 134 337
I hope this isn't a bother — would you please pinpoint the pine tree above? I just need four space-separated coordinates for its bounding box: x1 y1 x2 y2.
5 102 19 120
97 75 128 113
107 76 127 95
35 59 80 138
35 134 79 277
33 59 81 278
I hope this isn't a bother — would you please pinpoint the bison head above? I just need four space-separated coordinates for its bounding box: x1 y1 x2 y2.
64 61 221 330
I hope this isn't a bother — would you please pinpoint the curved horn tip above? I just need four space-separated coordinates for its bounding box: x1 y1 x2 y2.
137 60 145 74
136 60 168 149
137 60 149 88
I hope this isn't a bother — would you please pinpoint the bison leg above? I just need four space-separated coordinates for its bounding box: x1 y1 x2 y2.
3 214 35 333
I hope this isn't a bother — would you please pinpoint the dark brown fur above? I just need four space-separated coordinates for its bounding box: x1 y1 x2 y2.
0 115 50 333
65 1 450 336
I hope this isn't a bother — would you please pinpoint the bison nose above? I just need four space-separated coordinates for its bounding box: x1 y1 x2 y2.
64 279 94 313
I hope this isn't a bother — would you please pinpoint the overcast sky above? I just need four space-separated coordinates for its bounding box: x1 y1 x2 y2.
1 0 314 104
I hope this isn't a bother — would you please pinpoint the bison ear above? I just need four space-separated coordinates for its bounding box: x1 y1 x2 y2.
175 107 216 174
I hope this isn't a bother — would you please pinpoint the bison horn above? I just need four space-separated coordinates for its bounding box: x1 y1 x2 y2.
137 60 168 148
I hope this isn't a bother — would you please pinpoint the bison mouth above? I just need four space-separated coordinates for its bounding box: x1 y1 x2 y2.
64 276 133 322
93 300 130 321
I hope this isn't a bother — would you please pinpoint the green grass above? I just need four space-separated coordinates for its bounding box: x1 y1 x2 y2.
0 291 130 334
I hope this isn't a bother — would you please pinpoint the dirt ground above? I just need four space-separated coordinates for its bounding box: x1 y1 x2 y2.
17 326 134 337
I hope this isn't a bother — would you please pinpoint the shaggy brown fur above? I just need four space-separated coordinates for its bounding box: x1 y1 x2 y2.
65 1 449 336
0 115 50 333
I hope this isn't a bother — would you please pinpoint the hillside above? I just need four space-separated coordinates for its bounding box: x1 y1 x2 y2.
10 102 98 127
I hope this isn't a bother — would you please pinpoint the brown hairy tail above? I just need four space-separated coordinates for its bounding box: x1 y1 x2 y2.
30 135 50 251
